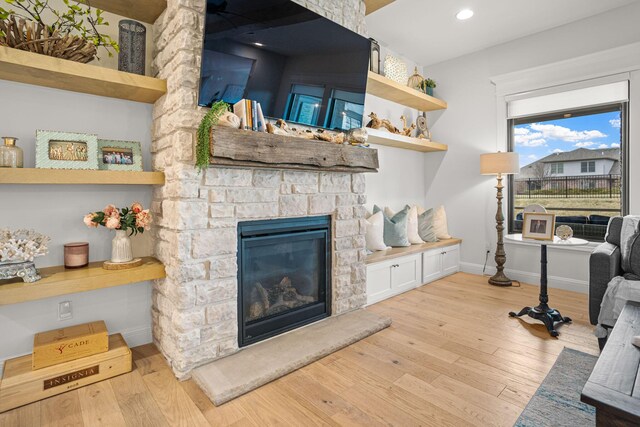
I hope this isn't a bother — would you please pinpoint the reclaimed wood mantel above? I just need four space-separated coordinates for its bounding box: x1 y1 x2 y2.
210 127 379 173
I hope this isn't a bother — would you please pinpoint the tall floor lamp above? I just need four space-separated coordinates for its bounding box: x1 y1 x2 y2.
480 152 520 287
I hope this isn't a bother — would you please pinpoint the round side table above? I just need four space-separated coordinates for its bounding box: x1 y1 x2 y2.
505 233 589 337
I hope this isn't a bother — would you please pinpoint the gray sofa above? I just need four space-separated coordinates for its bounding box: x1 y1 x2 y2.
589 216 623 326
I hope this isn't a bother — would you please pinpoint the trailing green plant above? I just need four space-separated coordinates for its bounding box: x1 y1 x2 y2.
196 101 230 173
420 78 437 90
0 0 119 57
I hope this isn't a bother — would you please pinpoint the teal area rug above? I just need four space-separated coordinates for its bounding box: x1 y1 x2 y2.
515 347 597 427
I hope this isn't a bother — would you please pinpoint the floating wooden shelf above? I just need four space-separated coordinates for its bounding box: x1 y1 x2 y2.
366 239 462 265
74 0 167 24
0 47 167 104
367 72 448 111
0 257 165 305
0 169 165 185
366 128 448 152
364 0 396 15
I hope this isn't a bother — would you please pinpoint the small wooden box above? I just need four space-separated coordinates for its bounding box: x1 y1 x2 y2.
0 334 131 413
32 320 109 370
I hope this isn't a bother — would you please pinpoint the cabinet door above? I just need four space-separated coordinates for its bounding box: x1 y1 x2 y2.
441 245 460 277
391 254 421 292
422 249 442 284
366 262 393 305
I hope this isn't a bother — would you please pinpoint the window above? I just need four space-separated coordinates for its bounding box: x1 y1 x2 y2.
581 161 596 173
549 163 564 174
509 104 627 241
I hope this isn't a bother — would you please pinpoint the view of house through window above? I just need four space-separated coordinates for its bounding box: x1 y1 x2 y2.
509 105 625 241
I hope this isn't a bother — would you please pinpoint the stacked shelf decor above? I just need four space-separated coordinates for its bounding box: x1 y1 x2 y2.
365 72 448 152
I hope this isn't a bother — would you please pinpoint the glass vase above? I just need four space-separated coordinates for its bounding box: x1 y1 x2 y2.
0 136 24 168
111 230 133 263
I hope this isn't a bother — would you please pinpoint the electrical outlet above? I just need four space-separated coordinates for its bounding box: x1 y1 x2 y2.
58 301 73 321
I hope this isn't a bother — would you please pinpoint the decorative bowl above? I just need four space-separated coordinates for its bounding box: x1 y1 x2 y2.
555 225 573 241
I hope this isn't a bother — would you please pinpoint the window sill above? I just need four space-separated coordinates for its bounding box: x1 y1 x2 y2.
504 238 599 253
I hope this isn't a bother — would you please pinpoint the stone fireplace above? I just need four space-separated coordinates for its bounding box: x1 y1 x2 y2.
150 0 371 379
152 165 372 378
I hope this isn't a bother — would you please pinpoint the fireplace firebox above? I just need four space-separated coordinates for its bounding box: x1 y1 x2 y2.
237 216 332 347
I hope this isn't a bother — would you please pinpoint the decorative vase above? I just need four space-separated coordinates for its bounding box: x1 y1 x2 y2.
0 136 24 168
407 67 424 90
118 19 146 75
425 87 434 97
111 230 133 263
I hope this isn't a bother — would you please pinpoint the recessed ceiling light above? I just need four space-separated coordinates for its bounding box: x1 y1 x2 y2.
254 42 264 47
456 9 474 20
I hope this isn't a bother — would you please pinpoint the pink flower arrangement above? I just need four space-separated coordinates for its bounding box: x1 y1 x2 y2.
84 202 152 235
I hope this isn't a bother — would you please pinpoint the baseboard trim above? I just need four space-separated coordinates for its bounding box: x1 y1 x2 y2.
0 325 152 378
460 262 588 294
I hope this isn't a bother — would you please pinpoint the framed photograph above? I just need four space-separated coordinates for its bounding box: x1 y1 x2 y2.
523 212 556 241
36 130 99 170
97 140 142 171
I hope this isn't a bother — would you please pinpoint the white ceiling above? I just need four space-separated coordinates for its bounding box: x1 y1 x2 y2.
366 0 639 66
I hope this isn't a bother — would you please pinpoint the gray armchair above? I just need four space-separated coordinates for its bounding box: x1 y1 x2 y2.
589 217 623 325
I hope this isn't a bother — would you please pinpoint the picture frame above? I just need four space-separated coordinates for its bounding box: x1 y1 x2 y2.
97 139 143 171
35 130 99 170
523 212 556 241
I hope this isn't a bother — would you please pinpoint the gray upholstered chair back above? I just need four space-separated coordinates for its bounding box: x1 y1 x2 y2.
605 216 623 247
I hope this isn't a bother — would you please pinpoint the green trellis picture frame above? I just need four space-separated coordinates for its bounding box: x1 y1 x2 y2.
97 139 143 171
35 130 99 170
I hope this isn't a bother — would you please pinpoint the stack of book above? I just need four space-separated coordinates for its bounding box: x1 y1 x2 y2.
0 321 132 412
233 99 266 132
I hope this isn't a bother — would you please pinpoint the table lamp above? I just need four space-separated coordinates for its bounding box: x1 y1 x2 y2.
480 151 520 286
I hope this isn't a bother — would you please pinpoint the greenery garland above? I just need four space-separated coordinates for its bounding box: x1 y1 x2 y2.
196 101 230 173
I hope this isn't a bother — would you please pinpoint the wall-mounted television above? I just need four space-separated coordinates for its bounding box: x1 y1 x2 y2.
198 0 371 131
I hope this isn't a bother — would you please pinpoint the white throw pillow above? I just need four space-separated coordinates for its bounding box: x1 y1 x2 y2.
405 205 425 244
365 211 389 251
433 205 452 239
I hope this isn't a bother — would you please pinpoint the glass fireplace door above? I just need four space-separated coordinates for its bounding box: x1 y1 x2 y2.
238 216 331 346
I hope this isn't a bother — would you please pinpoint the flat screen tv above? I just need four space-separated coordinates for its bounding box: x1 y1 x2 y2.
198 0 371 131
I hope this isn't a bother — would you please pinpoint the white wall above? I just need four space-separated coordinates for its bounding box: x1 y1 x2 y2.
0 80 154 374
364 94 432 212
425 2 640 292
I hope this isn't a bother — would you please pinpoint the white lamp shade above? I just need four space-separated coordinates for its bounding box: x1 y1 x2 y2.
480 152 520 175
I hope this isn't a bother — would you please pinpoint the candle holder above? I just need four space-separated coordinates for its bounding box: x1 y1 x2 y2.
64 242 89 269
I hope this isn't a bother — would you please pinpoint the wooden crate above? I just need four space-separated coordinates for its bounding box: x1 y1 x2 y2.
32 320 109 370
0 334 131 413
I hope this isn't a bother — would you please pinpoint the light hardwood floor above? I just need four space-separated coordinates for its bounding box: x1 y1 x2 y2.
0 272 600 426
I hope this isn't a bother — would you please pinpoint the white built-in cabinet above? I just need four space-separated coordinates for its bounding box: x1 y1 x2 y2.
366 254 421 305
365 241 461 305
422 244 460 284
